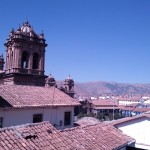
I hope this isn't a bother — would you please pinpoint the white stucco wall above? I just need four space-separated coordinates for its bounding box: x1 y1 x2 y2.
0 106 74 130
116 117 150 149
119 100 139 105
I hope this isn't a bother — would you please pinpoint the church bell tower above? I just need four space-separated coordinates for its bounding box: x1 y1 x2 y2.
3 20 47 86
64 75 75 98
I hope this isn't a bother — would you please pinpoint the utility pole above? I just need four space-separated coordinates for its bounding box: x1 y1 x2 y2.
113 98 115 120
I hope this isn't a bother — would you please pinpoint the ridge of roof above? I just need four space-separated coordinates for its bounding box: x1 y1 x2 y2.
110 113 150 126
0 121 52 132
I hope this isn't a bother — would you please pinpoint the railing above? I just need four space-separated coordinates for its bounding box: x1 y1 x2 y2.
6 68 44 75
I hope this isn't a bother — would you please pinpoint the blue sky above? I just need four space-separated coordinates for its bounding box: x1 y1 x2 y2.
0 0 150 83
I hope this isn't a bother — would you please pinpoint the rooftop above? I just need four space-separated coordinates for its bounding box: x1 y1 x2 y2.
118 97 142 101
132 107 150 113
91 99 118 107
109 113 150 126
0 85 80 108
0 121 134 150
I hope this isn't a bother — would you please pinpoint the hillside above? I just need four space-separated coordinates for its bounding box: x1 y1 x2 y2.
74 81 150 97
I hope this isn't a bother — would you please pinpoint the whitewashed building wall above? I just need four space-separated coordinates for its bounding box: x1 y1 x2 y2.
119 100 140 105
0 106 74 130
116 117 150 149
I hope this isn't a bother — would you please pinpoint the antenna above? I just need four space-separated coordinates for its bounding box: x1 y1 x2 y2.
50 82 56 123
113 99 114 120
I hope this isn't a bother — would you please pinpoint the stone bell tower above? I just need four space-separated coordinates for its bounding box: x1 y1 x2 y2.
2 20 47 86
45 74 56 87
64 75 75 98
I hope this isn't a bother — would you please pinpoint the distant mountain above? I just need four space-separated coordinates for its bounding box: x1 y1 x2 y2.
74 81 150 97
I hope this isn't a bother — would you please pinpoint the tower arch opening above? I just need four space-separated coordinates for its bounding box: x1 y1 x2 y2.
21 51 28 69
32 53 39 69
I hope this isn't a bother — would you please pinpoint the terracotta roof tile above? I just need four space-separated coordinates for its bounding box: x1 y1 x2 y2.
118 97 142 101
91 99 118 107
118 105 135 111
0 85 80 107
119 106 150 112
61 123 133 150
0 121 134 150
132 107 150 113
93 106 119 110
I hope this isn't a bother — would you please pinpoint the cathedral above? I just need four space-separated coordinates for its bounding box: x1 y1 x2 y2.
0 20 75 98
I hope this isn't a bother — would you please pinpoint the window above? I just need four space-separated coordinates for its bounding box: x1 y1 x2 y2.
33 114 43 123
0 117 3 128
64 112 71 126
21 51 28 68
32 53 39 69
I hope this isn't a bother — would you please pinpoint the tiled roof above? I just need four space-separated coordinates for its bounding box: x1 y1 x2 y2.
0 85 80 107
61 123 134 150
118 97 141 101
118 105 150 112
110 114 150 126
91 99 118 107
132 107 150 113
118 106 134 111
0 122 63 150
0 121 134 150
93 106 119 110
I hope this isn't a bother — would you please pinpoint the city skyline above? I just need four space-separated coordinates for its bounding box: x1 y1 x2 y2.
0 0 150 83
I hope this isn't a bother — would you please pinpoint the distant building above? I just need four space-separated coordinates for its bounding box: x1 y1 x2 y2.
119 105 135 117
131 107 150 116
59 75 75 98
119 100 150 117
117 97 142 106
89 99 120 120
